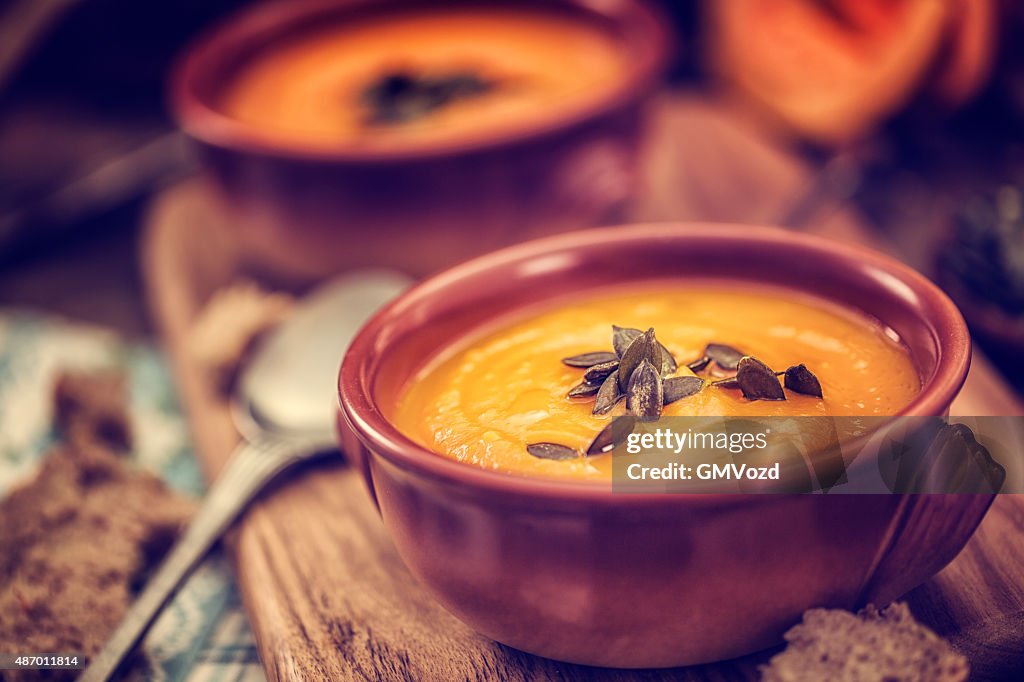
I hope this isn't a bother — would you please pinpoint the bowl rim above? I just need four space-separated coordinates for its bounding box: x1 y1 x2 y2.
338 223 971 504
169 0 672 164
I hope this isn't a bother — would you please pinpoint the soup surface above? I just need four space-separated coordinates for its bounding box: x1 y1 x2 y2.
221 7 627 149
392 285 921 480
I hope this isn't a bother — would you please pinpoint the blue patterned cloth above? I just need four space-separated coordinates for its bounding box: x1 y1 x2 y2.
0 311 265 682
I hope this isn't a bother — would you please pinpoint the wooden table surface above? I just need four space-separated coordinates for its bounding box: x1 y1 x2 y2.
143 95 1024 681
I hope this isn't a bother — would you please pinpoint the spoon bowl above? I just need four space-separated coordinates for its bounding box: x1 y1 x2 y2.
234 269 414 441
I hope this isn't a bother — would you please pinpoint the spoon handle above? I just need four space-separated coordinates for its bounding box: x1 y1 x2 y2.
79 438 311 682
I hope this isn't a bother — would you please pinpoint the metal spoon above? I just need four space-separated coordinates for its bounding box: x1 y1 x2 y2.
80 269 411 682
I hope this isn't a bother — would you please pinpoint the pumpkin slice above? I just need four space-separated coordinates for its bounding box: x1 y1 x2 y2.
708 0 951 145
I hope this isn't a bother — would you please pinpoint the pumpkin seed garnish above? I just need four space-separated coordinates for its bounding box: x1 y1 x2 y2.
784 364 824 398
526 442 579 460
542 326 828 458
627 359 664 419
567 381 601 398
735 356 786 401
583 359 619 384
593 371 624 415
562 351 618 368
663 375 705 405
362 70 493 125
705 343 745 370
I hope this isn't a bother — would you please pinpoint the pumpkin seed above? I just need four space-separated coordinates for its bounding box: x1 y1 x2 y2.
593 372 624 415
626 359 664 419
562 351 618 368
567 381 601 398
663 375 705 405
526 442 579 460
686 355 711 373
583 359 619 384
706 343 745 370
659 346 678 375
784 364 823 398
612 325 643 356
735 356 786 401
587 422 617 456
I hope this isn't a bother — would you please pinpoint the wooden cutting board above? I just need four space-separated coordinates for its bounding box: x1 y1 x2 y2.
142 96 1024 681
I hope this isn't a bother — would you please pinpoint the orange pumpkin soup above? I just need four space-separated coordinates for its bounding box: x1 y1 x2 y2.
392 285 921 480
221 7 627 149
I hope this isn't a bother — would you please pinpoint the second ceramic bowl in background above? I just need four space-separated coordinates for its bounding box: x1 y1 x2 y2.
170 0 672 280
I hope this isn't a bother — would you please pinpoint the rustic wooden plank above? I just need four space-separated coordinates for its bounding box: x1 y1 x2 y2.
143 95 1024 680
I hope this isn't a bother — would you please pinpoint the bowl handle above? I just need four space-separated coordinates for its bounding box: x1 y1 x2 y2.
857 493 995 606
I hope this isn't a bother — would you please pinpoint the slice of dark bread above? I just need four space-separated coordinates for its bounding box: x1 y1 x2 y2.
0 371 195 682
761 602 968 682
